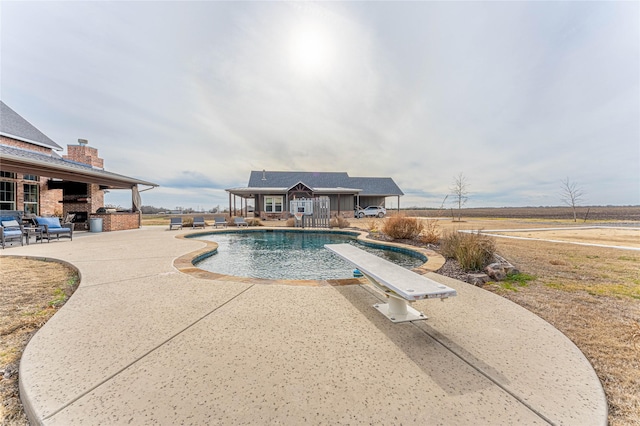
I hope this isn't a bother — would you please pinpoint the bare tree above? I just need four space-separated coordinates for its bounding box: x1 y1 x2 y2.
450 173 469 221
560 177 585 222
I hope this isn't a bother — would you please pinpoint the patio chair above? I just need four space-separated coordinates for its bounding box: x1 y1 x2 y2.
169 217 183 230
234 217 249 227
213 217 228 228
34 216 73 242
193 217 206 229
0 219 24 248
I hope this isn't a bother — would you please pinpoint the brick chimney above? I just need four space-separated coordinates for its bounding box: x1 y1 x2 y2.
64 139 104 169
62 139 105 226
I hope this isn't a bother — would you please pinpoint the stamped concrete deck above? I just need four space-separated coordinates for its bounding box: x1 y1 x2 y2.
2 226 607 425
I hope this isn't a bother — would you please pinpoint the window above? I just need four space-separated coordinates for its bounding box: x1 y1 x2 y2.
23 174 39 181
0 181 16 210
0 172 16 179
264 196 283 213
23 183 39 215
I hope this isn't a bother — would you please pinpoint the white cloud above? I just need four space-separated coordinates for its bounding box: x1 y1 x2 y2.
2 1 638 209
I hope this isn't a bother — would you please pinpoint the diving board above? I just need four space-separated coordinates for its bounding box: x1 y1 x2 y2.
325 244 457 323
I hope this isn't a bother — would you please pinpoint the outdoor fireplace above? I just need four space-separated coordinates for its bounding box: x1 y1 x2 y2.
69 211 89 230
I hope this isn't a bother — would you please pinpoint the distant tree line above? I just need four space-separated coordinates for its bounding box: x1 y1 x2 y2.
141 205 226 214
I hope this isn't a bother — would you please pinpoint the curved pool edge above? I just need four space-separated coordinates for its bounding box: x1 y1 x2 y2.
173 227 446 285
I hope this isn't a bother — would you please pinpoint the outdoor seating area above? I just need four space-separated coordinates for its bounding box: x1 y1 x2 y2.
1 212 75 248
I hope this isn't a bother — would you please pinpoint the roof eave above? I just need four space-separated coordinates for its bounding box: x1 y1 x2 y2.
0 151 158 189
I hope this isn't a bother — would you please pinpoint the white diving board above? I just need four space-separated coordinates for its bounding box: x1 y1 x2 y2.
325 244 457 323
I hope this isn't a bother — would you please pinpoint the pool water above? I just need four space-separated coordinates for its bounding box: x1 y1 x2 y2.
195 231 424 280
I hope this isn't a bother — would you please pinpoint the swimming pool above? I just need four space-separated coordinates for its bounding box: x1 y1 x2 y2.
193 230 425 280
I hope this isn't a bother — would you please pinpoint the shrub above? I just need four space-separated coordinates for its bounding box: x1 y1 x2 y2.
367 219 381 233
419 219 441 244
382 215 423 240
439 230 496 271
285 218 295 227
330 216 350 228
183 217 194 227
246 218 263 227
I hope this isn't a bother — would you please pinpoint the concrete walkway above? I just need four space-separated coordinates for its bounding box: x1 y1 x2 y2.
2 227 607 425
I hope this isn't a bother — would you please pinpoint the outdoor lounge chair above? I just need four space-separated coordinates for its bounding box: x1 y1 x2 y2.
169 217 183 230
192 217 206 229
0 219 24 248
34 216 73 242
213 217 228 228
234 217 249 227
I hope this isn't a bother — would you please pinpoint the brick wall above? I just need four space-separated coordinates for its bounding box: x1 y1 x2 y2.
1 136 59 215
91 212 140 231
1 138 109 220
40 184 62 216
0 135 54 154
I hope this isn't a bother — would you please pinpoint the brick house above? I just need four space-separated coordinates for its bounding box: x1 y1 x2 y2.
226 170 404 219
0 101 157 230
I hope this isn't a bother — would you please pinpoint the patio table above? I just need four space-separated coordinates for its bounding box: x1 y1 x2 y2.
23 227 43 245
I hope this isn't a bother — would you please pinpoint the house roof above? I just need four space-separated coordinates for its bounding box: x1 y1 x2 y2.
0 144 157 189
0 101 63 151
231 170 404 197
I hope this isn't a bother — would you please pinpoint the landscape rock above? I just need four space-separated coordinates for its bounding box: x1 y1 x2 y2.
485 263 507 281
2 364 17 380
467 273 490 286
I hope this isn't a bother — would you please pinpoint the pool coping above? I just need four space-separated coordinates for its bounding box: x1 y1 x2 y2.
173 227 446 286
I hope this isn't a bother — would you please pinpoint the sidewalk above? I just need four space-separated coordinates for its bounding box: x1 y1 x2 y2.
2 226 607 425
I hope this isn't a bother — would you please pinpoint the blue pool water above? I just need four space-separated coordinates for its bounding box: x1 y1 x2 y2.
195 231 424 280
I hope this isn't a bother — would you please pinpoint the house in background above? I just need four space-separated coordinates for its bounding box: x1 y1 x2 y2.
226 170 404 219
0 101 157 231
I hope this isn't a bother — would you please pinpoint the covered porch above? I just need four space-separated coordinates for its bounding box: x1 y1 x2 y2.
0 144 157 231
226 182 363 220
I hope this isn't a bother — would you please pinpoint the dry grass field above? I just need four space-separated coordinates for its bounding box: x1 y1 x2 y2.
1 206 638 425
0 258 78 425
404 205 640 222
416 217 640 425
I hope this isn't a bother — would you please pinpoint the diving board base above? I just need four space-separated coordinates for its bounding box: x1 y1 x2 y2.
373 299 427 323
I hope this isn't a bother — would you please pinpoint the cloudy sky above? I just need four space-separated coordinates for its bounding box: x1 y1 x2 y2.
2 1 638 210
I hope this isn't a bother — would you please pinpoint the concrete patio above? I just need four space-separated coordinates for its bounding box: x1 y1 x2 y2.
2 226 607 425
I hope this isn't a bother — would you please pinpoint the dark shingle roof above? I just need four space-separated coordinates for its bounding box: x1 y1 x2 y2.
0 101 62 150
249 171 349 188
348 177 404 196
0 144 157 188
247 171 403 196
